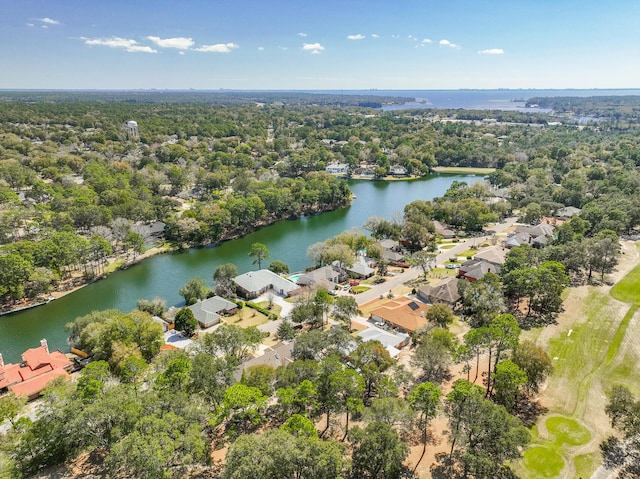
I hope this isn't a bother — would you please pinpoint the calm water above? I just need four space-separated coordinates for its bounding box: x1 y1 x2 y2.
307 88 640 111
0 174 481 362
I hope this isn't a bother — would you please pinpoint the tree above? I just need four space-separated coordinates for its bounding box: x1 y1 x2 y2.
268 259 289 274
511 339 553 394
350 340 394 400
249 242 270 269
290 298 324 330
277 319 296 340
409 250 438 279
460 273 507 327
179 277 208 306
444 379 530 478
213 262 238 297
426 303 455 328
136 297 166 317
411 329 458 383
601 385 640 477
198 324 264 363
585 230 621 281
0 392 27 427
408 382 442 473
350 422 409 479
241 365 276 397
223 429 344 479
492 360 527 412
222 383 268 433
174 307 198 337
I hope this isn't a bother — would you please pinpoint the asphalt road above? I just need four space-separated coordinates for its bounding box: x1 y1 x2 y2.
354 217 518 306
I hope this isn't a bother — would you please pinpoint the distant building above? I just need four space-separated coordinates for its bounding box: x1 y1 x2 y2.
125 120 139 139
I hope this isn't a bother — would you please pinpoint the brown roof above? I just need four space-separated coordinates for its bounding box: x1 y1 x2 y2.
370 297 429 333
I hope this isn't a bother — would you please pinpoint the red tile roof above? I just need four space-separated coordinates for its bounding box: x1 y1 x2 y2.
0 343 73 399
9 369 70 398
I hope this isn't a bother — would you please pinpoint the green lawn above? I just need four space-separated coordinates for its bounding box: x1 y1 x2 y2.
546 416 590 446
522 446 564 478
611 260 640 304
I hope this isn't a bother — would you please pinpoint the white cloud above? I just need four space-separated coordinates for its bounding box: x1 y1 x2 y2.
279 46 288 51
82 37 158 53
439 39 460 49
258 46 265 52
195 42 239 53
26 23 34 27
478 48 504 55
39 17 60 25
371 33 380 38
297 32 307 37
302 42 324 54
422 38 432 44
179 51 185 55
146 36 194 49
347 34 365 40
41 25 48 29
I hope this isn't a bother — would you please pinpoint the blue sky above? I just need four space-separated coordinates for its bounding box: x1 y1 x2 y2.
2 0 639 90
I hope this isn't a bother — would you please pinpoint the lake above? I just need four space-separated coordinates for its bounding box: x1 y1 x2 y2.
0 174 481 362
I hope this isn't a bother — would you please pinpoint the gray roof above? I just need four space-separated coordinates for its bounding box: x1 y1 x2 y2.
460 260 500 280
473 246 507 265
233 269 299 296
345 257 375 277
556 206 582 218
188 296 237 328
417 277 461 304
358 327 409 358
298 265 341 287
237 341 295 379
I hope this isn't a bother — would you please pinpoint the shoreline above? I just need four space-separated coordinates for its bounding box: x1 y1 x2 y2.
431 166 496 175
0 245 174 317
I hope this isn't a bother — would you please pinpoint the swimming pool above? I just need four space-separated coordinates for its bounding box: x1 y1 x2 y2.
288 273 303 283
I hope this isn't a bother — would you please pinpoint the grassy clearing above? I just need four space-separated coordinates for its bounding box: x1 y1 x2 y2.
574 453 600 479
522 446 564 478
429 267 458 278
255 301 282 317
546 416 590 446
227 309 270 328
611 262 640 303
438 244 457 249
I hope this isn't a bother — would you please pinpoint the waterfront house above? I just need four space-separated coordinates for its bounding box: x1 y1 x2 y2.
187 296 239 328
0 339 72 401
233 269 300 299
297 265 343 290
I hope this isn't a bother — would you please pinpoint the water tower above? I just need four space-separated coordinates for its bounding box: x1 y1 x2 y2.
125 120 139 139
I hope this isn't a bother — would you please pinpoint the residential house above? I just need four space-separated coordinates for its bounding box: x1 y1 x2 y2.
417 277 461 305
369 297 429 334
473 246 508 265
389 165 408 177
555 206 582 218
233 269 300 299
187 296 239 328
0 339 73 401
297 265 343 290
342 256 375 279
357 327 410 358
504 223 555 249
235 341 295 380
457 260 501 282
433 220 456 239
325 162 349 175
378 239 405 262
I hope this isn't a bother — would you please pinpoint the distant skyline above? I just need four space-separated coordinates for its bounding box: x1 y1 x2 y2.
2 1 639 90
